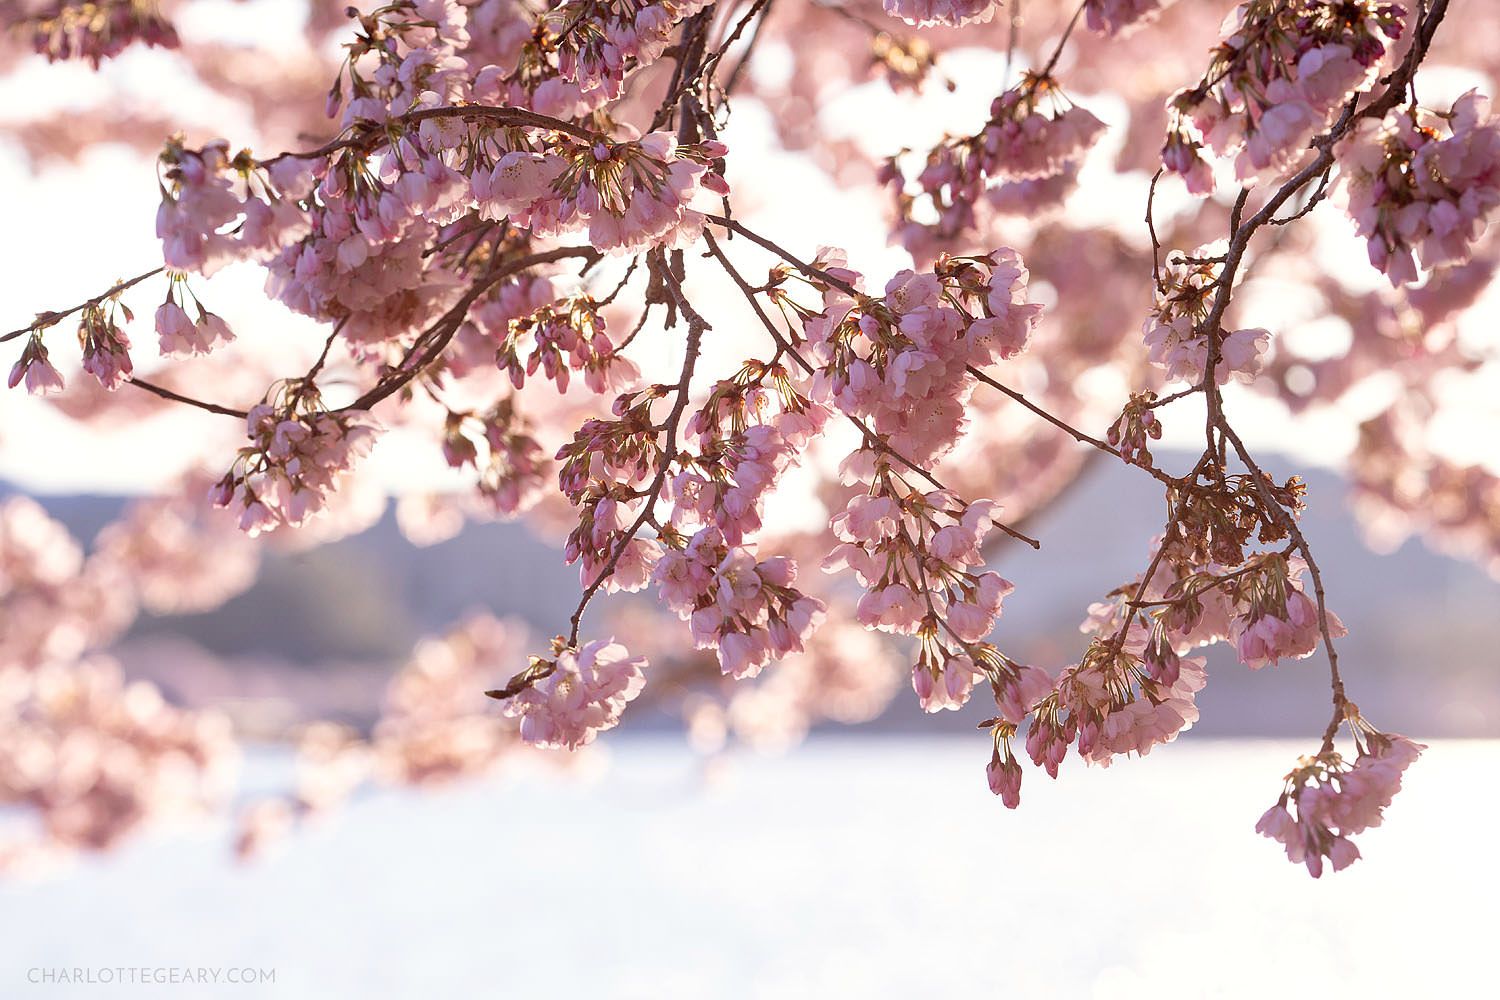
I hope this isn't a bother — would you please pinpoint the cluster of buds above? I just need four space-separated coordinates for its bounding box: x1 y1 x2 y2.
6 293 137 398
77 300 135 389
1257 720 1423 876
803 248 1041 465
1107 392 1162 468
1142 244 1269 385
25 0 178 68
985 722 1025 807
499 294 640 394
1164 0 1405 191
1338 91 1500 285
979 650 1058 806
487 637 647 750
210 382 380 536
449 273 558 377
655 527 826 679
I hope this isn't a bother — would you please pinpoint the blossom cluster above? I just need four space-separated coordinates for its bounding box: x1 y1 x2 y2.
93 478 262 615
7 335 65 396
1027 625 1209 784
262 166 452 350
824 456 1026 712
0 658 235 857
156 138 310 277
1163 0 1406 191
655 528 827 680
1338 91 1500 285
24 0 179 67
680 616 906 752
239 614 537 859
804 249 1042 464
155 278 235 358
544 0 715 108
492 639 647 750
555 385 672 592
0 498 130 670
2 0 1469 879
209 382 380 536
480 133 728 255
1257 725 1423 876
673 360 830 544
77 300 135 389
375 614 531 784
1142 244 1269 385
1090 538 1341 677
0 498 236 869
1351 406 1500 579
441 397 553 518
888 75 1104 252
498 294 640 395
880 0 998 29
1014 532 1350 803
1228 554 1348 669
1083 0 1171 37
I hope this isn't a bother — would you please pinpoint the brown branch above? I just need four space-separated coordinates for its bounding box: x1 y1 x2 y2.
704 230 1041 549
565 252 707 646
2 268 164 344
343 245 601 413
264 105 601 167
128 377 250 418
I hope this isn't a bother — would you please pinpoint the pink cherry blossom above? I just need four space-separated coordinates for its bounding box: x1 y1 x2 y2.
499 639 648 750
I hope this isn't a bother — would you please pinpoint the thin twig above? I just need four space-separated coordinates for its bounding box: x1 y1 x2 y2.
2 268 164 344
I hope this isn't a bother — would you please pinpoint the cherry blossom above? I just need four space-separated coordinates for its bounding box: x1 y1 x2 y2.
1339 90 1500 284
1258 719 1423 877
0 0 1476 876
493 638 647 750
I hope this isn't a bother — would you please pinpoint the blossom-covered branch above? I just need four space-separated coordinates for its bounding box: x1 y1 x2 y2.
4 0 1493 874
